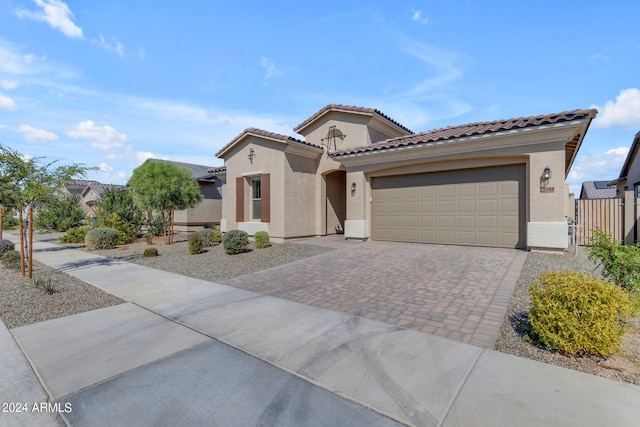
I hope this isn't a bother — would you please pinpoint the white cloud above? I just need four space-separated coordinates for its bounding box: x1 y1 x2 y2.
138 47 146 60
411 10 429 25
400 41 464 96
97 162 128 182
1 80 18 89
17 124 58 142
588 53 608 62
592 88 640 129
93 34 125 57
135 151 157 163
15 0 83 39
67 120 128 150
567 147 628 193
260 57 283 80
0 92 16 110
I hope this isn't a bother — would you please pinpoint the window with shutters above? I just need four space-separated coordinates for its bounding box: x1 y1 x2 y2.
251 178 261 220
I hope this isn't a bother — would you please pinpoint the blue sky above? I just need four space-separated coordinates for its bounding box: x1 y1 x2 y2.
1 1 639 195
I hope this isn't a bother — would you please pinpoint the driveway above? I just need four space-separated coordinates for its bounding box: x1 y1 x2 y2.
222 238 527 348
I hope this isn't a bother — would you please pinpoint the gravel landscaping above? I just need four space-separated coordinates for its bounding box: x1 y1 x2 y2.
495 246 640 385
0 261 124 329
89 237 335 282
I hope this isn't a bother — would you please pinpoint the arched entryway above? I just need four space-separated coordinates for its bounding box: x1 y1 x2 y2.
325 170 346 234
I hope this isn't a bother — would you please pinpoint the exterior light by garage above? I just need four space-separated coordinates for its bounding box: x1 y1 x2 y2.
351 182 356 195
543 166 551 180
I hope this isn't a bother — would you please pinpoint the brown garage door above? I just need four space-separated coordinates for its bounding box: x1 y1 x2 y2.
372 165 525 248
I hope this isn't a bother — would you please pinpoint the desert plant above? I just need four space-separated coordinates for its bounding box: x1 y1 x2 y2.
222 229 249 255
212 229 222 244
188 232 204 255
84 228 119 250
254 231 270 248
97 212 139 245
528 270 640 357
144 231 154 245
60 226 91 244
0 238 15 255
33 274 57 295
1 250 21 270
33 194 86 232
143 247 159 257
146 215 165 236
95 187 144 243
589 230 640 292
197 228 215 247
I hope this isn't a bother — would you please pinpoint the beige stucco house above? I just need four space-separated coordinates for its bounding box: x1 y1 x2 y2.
611 131 640 244
216 104 597 252
65 180 124 219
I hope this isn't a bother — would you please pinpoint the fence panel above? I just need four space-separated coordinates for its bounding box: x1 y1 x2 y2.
575 199 623 245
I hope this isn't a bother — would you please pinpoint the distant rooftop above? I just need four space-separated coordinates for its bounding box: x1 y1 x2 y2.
579 180 617 199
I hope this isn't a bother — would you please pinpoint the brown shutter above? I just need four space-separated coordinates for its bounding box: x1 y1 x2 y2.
236 177 244 222
261 173 270 223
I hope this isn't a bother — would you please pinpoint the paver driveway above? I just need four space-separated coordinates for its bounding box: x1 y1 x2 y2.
223 238 527 348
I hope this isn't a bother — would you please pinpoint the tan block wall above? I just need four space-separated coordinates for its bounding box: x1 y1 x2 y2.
283 153 318 238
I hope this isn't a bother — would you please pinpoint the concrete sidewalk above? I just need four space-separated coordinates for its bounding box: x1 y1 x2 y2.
2 235 640 426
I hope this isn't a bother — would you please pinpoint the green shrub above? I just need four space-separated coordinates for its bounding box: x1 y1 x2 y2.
0 239 15 255
33 274 57 295
188 232 204 255
146 215 165 236
34 194 86 232
85 228 119 250
197 228 215 247
212 229 222 244
589 230 640 292
60 227 91 244
95 187 144 243
1 250 21 270
528 271 640 356
254 231 270 248
97 212 139 245
2 211 18 230
143 247 159 257
223 230 249 255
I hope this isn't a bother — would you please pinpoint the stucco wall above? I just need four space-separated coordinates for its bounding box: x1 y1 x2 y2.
283 153 318 238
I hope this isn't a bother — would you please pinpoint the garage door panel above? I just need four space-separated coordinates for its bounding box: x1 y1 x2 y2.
372 165 524 248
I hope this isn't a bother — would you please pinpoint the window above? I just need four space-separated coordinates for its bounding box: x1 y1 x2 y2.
251 178 261 220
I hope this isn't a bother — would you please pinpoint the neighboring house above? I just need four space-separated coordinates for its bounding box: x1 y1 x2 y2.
144 159 226 232
216 104 597 252
610 130 640 243
65 180 124 218
579 181 617 199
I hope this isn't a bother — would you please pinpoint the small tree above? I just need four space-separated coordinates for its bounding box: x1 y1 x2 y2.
127 160 203 244
0 144 94 277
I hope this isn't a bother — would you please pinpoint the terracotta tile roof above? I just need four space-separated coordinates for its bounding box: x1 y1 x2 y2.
216 127 321 158
331 109 598 157
85 182 125 197
206 166 227 174
66 179 100 195
293 104 413 134
146 159 218 181
579 181 617 199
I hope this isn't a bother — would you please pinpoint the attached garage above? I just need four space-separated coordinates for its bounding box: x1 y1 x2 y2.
371 165 526 248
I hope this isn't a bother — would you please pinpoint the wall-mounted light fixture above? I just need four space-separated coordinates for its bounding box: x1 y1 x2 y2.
540 166 552 190
248 148 255 164
351 182 357 195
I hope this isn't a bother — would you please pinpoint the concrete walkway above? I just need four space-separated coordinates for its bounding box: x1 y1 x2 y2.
2 235 640 426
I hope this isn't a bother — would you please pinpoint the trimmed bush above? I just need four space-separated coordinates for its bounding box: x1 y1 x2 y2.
60 227 91 244
143 247 159 257
222 230 249 255
1 250 21 270
212 229 222 244
85 228 119 250
34 194 86 232
0 239 15 255
589 230 640 292
528 271 640 356
197 228 215 247
254 231 270 249
188 232 204 255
